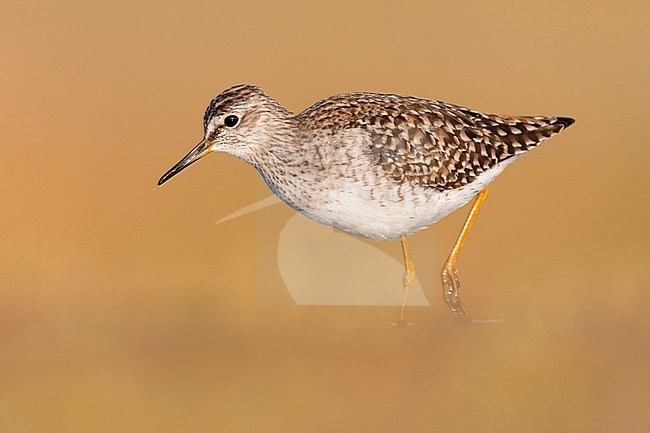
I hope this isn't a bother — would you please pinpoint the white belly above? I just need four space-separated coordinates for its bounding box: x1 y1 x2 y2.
297 158 518 240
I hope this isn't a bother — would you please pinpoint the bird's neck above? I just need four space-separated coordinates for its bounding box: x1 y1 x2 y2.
246 121 325 210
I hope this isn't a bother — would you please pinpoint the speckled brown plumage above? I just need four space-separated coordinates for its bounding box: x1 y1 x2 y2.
298 92 574 190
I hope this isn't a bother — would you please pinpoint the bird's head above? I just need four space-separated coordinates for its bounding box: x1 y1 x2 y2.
158 84 292 186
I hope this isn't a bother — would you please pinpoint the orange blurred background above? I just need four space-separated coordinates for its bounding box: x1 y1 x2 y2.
1 1 649 432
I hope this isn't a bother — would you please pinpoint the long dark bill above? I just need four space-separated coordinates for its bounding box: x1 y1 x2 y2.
158 139 211 186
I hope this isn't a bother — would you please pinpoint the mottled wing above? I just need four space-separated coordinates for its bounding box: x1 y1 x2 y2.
302 93 574 191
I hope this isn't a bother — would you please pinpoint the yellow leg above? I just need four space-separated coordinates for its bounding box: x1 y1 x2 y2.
399 235 416 323
441 187 489 320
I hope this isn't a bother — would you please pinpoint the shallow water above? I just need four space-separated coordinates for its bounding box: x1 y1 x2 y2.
2 289 649 432
2 196 649 431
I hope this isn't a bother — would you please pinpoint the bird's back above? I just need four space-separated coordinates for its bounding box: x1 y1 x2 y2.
297 92 574 192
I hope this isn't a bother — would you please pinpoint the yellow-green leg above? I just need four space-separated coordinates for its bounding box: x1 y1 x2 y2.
399 235 416 324
441 187 489 320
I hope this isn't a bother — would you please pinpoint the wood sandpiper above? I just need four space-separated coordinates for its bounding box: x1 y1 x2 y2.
158 84 574 321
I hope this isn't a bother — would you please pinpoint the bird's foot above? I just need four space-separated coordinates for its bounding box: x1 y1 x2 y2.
441 260 471 321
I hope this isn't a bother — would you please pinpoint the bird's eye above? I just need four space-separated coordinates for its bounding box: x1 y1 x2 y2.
224 115 239 128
